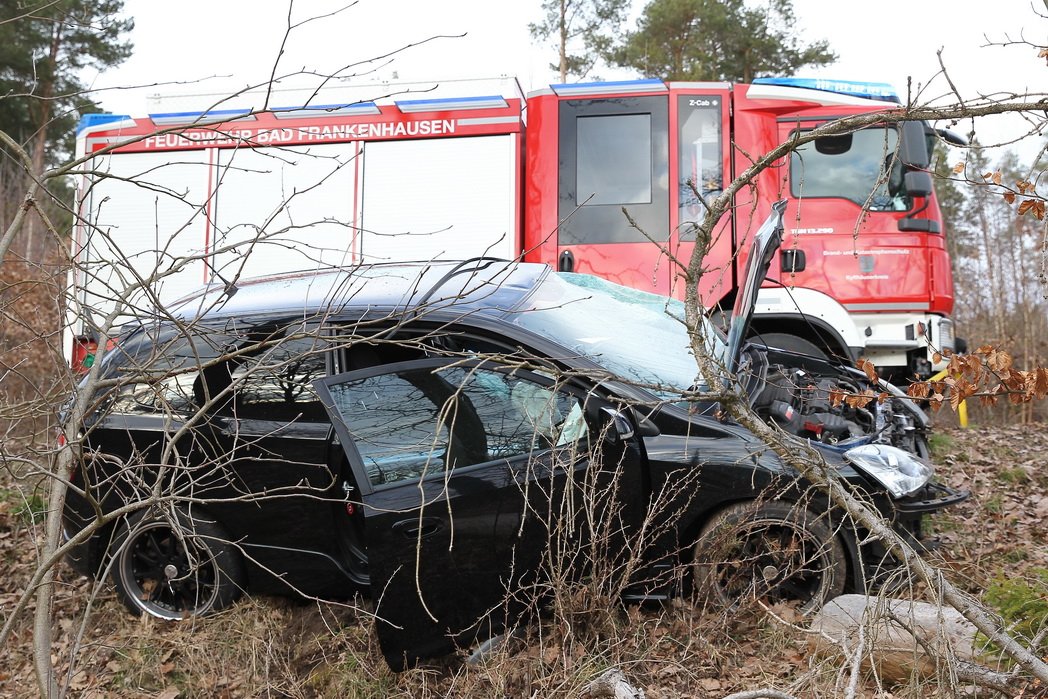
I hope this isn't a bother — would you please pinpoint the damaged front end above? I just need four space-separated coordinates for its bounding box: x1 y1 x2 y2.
747 347 930 456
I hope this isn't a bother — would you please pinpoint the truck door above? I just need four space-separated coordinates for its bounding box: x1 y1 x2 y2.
668 87 734 306
314 357 643 670
554 95 670 293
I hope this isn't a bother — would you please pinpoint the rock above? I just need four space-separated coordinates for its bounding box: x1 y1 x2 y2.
580 668 645 698
808 594 980 682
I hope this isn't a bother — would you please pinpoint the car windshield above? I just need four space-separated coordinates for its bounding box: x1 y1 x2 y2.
508 272 727 398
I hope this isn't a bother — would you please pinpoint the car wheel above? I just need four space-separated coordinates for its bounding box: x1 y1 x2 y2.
111 508 245 620
693 500 846 614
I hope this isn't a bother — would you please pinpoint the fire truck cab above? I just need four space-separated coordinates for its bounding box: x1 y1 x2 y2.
524 77 955 379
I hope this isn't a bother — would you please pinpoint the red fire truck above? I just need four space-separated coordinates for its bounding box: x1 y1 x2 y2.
68 76 956 378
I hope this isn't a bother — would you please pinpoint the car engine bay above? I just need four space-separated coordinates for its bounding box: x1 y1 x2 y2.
743 347 929 458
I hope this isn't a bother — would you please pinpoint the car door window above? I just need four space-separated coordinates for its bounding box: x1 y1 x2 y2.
322 364 588 487
198 334 328 423
230 337 328 422
105 323 235 417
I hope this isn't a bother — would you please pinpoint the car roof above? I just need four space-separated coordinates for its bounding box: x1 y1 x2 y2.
166 259 550 323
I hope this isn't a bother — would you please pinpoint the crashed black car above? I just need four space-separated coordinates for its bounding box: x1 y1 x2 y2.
64 204 965 669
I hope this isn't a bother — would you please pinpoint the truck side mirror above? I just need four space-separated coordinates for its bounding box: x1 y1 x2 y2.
904 171 933 198
899 169 941 232
899 121 930 168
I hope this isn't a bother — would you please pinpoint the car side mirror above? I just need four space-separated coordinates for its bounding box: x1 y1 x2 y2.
600 406 635 440
636 415 660 437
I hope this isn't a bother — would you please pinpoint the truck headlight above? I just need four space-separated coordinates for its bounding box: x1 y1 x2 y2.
844 444 933 498
937 318 955 353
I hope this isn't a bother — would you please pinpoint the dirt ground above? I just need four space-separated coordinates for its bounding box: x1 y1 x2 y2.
1 424 1046 698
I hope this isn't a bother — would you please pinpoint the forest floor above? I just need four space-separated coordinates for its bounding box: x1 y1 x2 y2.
1 424 1046 698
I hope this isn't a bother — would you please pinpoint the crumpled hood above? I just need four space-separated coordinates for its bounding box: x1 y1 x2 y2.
725 200 787 375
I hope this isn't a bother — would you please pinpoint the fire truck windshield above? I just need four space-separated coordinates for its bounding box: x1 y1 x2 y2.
789 127 909 212
510 271 726 398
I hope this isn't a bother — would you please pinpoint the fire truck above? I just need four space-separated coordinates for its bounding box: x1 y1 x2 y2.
69 76 956 378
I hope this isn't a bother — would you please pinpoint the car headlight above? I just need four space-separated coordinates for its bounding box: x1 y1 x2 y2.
844 444 933 498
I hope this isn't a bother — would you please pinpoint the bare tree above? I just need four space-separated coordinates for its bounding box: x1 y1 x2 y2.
2 6 1048 698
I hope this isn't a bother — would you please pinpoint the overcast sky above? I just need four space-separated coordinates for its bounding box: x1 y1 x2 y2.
86 0 1045 162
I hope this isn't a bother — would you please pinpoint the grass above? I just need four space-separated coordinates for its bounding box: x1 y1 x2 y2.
927 431 956 460
3 425 1048 697
982 568 1048 661
983 493 1004 514
0 486 46 526
996 466 1029 484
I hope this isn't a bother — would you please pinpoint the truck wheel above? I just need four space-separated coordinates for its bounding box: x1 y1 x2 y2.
111 508 245 620
753 332 827 360
693 500 846 614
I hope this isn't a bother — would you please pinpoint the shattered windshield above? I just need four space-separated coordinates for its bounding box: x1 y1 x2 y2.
508 272 726 398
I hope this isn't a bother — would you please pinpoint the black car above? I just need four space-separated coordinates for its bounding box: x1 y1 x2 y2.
63 205 965 670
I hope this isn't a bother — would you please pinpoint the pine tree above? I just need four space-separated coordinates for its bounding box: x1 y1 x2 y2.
0 0 133 172
610 0 835 83
530 0 630 82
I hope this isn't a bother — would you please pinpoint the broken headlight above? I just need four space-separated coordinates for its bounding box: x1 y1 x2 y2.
844 444 933 498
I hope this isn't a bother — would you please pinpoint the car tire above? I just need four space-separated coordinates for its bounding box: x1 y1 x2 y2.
111 507 245 620
693 500 846 614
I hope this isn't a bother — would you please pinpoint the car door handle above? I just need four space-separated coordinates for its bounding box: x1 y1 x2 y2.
392 517 444 540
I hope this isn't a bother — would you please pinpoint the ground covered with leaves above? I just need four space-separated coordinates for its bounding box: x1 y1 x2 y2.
1 425 1046 698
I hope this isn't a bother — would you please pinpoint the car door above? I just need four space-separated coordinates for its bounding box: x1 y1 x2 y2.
192 327 345 580
314 357 643 670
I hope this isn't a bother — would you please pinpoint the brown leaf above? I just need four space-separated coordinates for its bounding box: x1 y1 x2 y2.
986 348 1013 372
856 357 878 382
1004 192 1016 204
907 381 930 399
952 162 965 174
828 387 847 407
845 388 877 409
1035 368 1048 399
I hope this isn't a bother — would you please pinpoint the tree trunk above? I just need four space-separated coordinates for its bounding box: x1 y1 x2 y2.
23 15 64 262
559 0 569 83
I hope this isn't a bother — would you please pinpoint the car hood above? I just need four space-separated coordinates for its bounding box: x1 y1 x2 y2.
724 200 787 375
